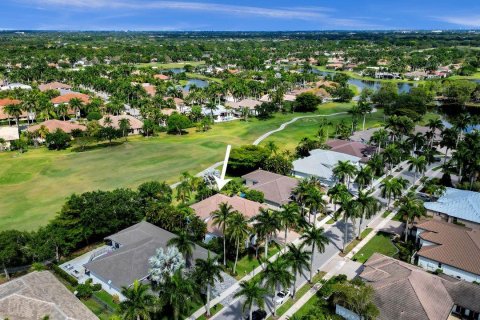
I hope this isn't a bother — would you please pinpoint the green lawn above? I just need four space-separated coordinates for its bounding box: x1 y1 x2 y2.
260 106 384 151
230 244 281 280
0 103 355 231
352 232 398 263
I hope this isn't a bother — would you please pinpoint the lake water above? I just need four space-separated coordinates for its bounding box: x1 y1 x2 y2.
165 68 185 74
183 79 209 91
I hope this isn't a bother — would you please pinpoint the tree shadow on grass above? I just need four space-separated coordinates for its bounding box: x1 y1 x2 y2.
71 141 124 152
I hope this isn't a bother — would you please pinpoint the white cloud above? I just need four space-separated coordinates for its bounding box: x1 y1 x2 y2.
435 15 480 28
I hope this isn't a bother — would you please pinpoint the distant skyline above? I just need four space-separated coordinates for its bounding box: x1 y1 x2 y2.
1 0 479 31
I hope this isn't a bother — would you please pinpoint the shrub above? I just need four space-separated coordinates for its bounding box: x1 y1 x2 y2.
86 111 102 121
30 262 46 272
244 190 264 203
51 264 78 287
112 294 120 304
92 283 102 291
76 283 93 299
45 129 71 150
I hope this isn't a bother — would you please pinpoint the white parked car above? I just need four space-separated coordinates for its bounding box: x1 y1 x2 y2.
274 289 291 305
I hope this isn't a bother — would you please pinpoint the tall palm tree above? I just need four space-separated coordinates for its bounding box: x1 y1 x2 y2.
355 165 374 190
167 231 196 268
175 180 191 203
337 199 358 251
56 103 68 121
407 155 427 184
234 278 268 320
68 97 84 118
194 254 224 317
261 258 293 316
285 243 311 298
382 144 401 174
354 190 379 237
300 225 330 283
227 212 250 274
327 183 349 212
158 270 196 320
396 191 426 242
293 179 310 217
380 177 408 208
252 208 281 260
119 117 131 141
205 100 218 120
119 279 156 320
370 128 389 153
406 132 425 156
304 187 327 224
212 202 235 266
279 203 301 245
4 103 23 135
333 160 358 189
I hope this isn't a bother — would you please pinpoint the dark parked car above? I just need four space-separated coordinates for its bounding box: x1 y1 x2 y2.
245 309 267 320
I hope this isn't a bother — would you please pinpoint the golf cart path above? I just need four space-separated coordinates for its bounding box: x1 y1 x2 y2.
252 112 349 146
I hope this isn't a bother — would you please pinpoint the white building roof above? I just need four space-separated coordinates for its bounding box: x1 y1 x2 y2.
0 126 19 141
424 187 480 224
292 149 360 180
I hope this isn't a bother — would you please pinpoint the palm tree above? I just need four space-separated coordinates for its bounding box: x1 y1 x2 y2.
327 183 349 212
205 100 218 120
158 270 196 320
68 97 84 118
119 280 156 320
355 165 374 190
293 179 310 217
227 212 250 274
265 141 278 155
354 190 379 237
406 132 425 156
304 187 326 224
337 199 358 251
194 254 224 317
212 202 235 266
167 231 196 268
285 243 311 298
119 117 131 141
370 128 389 153
4 103 23 135
427 118 444 147
333 160 358 189
382 144 401 174
300 225 330 283
56 103 68 121
380 177 408 208
396 192 426 242
407 155 427 184
175 180 191 203
278 203 301 245
252 208 280 260
234 278 268 320
261 258 293 316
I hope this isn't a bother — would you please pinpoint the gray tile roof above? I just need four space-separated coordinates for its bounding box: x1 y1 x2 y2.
0 271 98 320
424 187 480 224
84 222 211 291
292 149 360 180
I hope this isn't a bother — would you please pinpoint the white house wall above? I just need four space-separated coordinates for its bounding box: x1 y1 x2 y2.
417 256 480 283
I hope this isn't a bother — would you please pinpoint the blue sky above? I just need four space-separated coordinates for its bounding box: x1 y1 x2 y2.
1 0 479 31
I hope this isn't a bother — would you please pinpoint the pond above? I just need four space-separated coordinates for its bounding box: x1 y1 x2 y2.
164 68 185 74
182 79 209 91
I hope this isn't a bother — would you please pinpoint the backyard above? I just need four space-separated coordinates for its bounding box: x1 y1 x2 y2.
0 103 356 231
352 232 398 263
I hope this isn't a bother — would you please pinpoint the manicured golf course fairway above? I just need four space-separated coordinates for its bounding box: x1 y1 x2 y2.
0 103 359 231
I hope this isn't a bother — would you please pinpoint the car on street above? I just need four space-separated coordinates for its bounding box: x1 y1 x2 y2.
274 289 291 305
246 309 267 320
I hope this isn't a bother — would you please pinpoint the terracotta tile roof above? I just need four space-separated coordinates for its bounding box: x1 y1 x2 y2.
225 98 261 110
361 253 454 320
0 271 98 320
242 169 298 206
28 120 86 134
51 93 90 104
142 84 156 97
154 74 170 80
0 98 26 120
416 219 480 275
0 126 19 141
190 194 268 234
38 81 72 91
326 139 376 163
99 114 143 130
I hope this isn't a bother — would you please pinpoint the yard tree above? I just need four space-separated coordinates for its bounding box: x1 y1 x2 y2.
228 145 270 175
45 128 71 150
149 246 185 285
0 230 30 279
142 119 156 137
263 153 293 175
332 281 379 320
252 208 281 260
97 126 121 144
354 190 379 237
119 280 156 320
157 269 196 320
234 278 268 320
167 113 191 135
167 231 196 268
119 117 131 140
285 243 311 298
212 202 235 266
261 258 293 316
396 191 426 242
137 181 173 207
227 212 250 275
294 92 321 112
444 80 477 105
279 203 302 244
301 225 330 283
194 253 224 317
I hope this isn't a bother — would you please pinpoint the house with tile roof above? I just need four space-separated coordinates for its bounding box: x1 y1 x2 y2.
292 149 361 186
0 98 28 122
0 126 19 149
241 169 298 208
99 114 143 135
0 271 98 320
28 119 86 134
359 253 480 320
424 187 480 230
326 139 376 163
39 81 72 92
83 221 211 297
190 194 269 241
415 219 480 283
